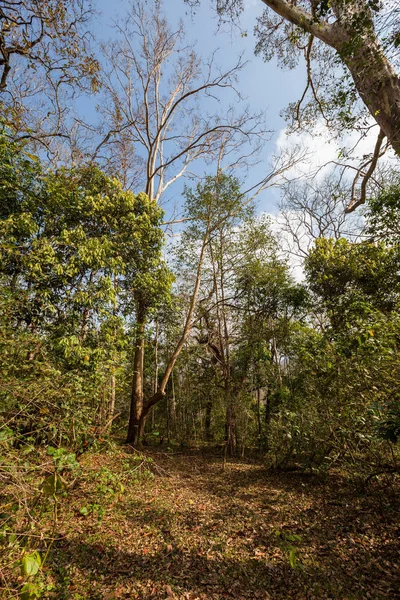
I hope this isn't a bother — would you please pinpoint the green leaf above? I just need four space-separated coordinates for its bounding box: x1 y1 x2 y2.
289 547 297 568
21 551 41 576
0 427 13 442
286 533 302 542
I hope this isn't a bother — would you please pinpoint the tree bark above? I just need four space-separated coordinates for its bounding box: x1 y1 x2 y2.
170 370 177 438
108 372 116 428
261 0 400 154
225 386 236 457
205 394 212 441
256 388 262 441
339 35 400 155
126 304 146 445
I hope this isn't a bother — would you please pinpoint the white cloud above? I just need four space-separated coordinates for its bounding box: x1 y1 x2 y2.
275 120 392 183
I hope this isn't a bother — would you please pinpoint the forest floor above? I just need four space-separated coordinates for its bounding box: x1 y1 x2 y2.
8 446 400 600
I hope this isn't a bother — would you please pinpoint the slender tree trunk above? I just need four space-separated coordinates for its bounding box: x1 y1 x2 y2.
205 394 212 441
256 388 262 441
263 340 276 450
151 320 159 433
126 303 146 445
225 380 236 457
108 372 116 427
154 319 159 394
167 395 171 442
127 230 210 446
170 370 177 438
106 275 118 431
273 337 282 386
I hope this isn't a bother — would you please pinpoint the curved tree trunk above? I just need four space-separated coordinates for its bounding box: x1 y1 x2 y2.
261 0 400 154
340 36 400 154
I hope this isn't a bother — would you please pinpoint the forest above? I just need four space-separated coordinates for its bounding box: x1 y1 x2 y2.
0 1 399 598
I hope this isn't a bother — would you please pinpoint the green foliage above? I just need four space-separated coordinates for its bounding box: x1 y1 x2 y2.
301 236 400 450
306 237 400 320
365 174 400 241
274 529 302 569
20 581 43 600
0 133 171 445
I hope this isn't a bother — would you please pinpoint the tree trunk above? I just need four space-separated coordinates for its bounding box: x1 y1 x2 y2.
106 275 117 431
225 381 236 457
170 370 177 438
108 372 116 428
261 0 400 154
263 385 272 451
205 394 212 441
167 395 171 442
126 305 146 445
256 388 262 442
336 22 400 153
128 231 209 445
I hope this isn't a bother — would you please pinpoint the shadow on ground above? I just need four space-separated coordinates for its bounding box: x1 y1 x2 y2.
46 449 399 600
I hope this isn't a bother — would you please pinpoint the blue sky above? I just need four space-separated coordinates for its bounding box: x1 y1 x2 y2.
89 0 306 217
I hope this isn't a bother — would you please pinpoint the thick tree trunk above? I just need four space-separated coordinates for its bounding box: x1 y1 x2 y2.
341 37 400 154
262 0 400 154
330 0 400 153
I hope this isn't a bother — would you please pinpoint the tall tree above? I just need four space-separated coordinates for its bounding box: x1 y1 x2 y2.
191 0 400 208
93 0 272 445
94 0 266 192
0 134 167 440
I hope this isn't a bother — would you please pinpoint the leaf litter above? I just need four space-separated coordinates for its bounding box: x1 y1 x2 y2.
5 447 399 599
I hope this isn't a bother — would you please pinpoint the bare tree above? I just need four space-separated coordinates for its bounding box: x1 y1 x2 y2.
278 174 362 261
0 0 99 157
93 0 270 196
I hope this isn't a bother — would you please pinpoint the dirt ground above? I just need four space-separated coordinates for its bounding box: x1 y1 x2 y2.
20 446 395 600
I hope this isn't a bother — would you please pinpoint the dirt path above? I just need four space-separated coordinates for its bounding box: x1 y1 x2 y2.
45 448 399 599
